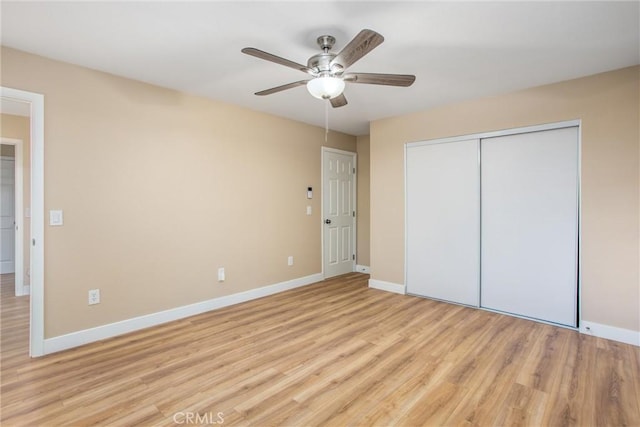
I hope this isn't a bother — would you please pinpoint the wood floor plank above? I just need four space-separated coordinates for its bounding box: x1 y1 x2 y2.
1 272 639 426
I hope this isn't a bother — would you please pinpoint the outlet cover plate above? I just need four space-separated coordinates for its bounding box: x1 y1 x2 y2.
88 289 100 305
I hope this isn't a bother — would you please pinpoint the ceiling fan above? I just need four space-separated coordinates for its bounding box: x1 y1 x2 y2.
241 29 416 108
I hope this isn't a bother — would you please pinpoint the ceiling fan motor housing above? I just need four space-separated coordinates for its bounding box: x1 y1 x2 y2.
308 53 341 75
308 35 343 75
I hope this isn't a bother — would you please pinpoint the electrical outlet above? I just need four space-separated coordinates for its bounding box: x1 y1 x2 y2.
218 267 225 282
288 256 294 266
356 265 371 273
88 289 100 305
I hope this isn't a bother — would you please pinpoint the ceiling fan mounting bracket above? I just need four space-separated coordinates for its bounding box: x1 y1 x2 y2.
316 35 336 52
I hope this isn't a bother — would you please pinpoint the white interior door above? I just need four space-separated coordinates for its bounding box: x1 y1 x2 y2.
323 148 356 278
1 156 16 274
480 127 579 327
406 139 480 306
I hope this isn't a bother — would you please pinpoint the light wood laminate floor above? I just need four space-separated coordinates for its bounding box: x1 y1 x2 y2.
1 272 639 426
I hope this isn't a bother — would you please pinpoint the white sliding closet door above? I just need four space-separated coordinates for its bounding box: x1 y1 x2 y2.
480 127 579 327
406 139 480 306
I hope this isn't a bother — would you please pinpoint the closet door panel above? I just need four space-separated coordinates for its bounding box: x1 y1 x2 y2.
406 139 480 306
480 127 579 326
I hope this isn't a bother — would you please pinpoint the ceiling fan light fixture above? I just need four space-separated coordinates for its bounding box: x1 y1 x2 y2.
306 76 345 99
242 29 414 109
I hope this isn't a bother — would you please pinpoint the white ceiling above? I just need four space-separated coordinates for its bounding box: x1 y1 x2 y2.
1 1 638 136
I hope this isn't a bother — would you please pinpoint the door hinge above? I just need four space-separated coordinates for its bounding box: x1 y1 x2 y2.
353 167 356 174
352 254 355 261
352 211 355 217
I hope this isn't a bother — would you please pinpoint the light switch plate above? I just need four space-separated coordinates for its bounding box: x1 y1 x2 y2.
49 210 63 226
306 206 312 215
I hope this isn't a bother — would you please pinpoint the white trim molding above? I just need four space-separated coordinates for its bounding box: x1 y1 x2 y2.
43 273 323 355
406 119 582 148
579 321 640 347
368 279 406 295
1 86 45 357
355 265 370 274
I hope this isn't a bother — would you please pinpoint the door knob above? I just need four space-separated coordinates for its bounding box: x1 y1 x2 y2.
325 219 332 224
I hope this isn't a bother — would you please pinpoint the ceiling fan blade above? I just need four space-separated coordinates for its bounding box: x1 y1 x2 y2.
254 80 310 96
330 29 384 70
330 93 348 108
242 47 315 75
343 72 416 87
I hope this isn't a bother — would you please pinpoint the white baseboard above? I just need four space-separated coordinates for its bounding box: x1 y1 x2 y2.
43 273 324 355
368 279 405 295
355 265 370 274
579 321 640 347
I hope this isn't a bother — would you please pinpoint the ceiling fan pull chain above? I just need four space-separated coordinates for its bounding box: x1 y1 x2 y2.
325 99 329 142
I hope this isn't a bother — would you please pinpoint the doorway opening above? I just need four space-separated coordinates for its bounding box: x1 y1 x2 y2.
1 137 27 296
1 87 45 357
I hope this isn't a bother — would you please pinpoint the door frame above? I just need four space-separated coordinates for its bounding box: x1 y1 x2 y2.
1 137 25 295
321 146 357 278
1 87 45 357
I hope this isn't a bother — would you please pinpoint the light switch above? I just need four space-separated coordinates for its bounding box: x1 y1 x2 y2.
306 206 312 215
49 210 63 226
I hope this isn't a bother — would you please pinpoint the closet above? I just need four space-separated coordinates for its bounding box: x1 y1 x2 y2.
406 123 579 327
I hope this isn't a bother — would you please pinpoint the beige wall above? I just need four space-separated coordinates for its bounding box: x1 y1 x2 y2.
1 47 356 338
356 135 370 267
370 66 639 333
1 113 31 286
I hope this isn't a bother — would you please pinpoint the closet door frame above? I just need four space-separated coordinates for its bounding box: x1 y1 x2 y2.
405 119 582 329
